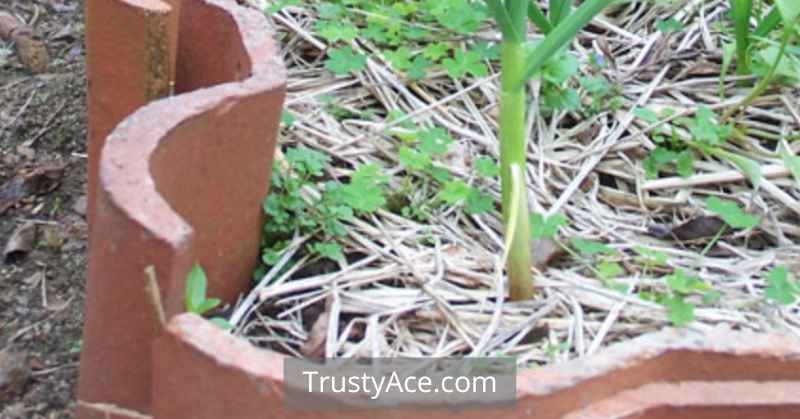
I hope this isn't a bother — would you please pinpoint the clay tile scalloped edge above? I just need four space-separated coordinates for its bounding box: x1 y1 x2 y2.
118 0 171 12
98 0 286 247
563 381 800 419
517 325 800 395
165 313 800 394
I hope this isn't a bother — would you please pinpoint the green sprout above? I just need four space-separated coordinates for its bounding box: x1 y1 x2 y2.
185 263 233 330
485 0 615 300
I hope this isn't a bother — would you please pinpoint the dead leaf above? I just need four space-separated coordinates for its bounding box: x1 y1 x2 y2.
648 216 726 241
0 177 26 214
0 349 30 403
0 13 50 73
532 237 566 271
519 324 549 345
23 164 65 195
40 225 64 250
12 29 50 74
4 222 37 263
301 311 329 359
0 165 65 214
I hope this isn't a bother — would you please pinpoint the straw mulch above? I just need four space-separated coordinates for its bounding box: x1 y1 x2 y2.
230 0 800 365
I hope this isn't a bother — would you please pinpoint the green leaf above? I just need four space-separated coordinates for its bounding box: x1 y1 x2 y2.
530 212 567 239
418 127 454 155
764 266 799 305
465 189 494 214
779 143 800 186
317 4 345 19
656 18 683 33
195 298 221 315
597 261 623 280
428 166 452 183
719 42 736 97
705 196 759 229
398 146 432 170
570 238 616 255
518 0 616 87
384 47 413 71
340 182 385 213
209 317 234 331
633 107 660 123
185 263 207 314
632 245 668 266
665 269 710 295
542 87 580 111
662 295 695 327
675 150 694 178
351 163 384 184
280 111 295 127
285 147 328 176
325 47 367 75
702 290 722 305
543 52 579 84
527 2 553 34
439 180 472 204
422 42 450 61
685 107 731 146
266 0 299 14
427 0 488 35
695 142 763 188
473 41 500 60
643 147 679 179
730 0 753 75
777 0 800 26
486 0 517 39
407 56 433 80
442 48 488 78
316 21 358 43
309 242 346 264
754 6 783 37
475 157 500 177
549 0 574 26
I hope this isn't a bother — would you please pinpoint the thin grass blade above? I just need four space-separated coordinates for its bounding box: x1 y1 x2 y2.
517 0 616 87
486 0 520 41
528 2 553 33
730 0 753 75
549 0 574 26
754 5 782 37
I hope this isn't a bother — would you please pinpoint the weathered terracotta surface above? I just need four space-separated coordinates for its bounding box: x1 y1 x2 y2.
564 381 800 419
154 314 800 419
85 0 180 222
77 0 285 416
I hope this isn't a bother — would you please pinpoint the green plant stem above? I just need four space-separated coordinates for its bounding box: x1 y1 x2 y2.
700 225 728 257
721 21 793 122
731 0 753 76
499 40 533 300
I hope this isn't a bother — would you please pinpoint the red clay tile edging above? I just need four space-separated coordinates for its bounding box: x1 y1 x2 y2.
563 381 800 419
77 0 285 417
152 313 800 419
78 0 800 418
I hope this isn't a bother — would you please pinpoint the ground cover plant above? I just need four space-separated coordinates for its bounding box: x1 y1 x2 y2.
224 0 800 363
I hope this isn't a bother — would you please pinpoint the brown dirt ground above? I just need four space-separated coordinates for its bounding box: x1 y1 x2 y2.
1 2 86 418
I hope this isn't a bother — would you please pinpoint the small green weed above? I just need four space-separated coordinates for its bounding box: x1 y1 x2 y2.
185 264 234 330
259 147 388 275
763 266 800 305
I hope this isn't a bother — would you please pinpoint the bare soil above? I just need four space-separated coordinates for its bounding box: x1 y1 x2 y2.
1 2 86 418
